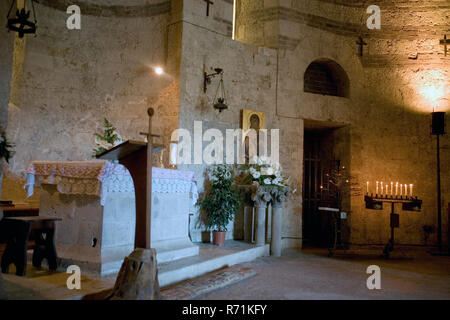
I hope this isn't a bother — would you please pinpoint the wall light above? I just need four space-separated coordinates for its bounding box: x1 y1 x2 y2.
7 0 38 38
154 67 164 75
204 68 228 112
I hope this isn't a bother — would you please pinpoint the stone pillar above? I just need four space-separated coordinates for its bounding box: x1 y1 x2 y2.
270 187 289 256
251 186 272 246
266 204 272 243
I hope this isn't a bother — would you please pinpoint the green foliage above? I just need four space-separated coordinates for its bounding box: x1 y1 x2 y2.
93 118 122 157
199 165 241 232
0 131 14 163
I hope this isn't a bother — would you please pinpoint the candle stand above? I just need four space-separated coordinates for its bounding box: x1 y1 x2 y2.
364 194 422 258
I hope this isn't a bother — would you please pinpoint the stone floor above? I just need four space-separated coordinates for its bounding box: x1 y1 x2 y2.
197 246 450 300
1 245 449 300
0 240 267 300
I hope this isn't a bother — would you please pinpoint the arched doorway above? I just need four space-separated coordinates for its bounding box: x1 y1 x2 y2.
302 59 351 247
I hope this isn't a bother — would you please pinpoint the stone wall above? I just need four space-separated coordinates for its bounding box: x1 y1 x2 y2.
236 0 450 246
1 0 449 248
2 0 179 205
175 0 304 247
0 0 16 216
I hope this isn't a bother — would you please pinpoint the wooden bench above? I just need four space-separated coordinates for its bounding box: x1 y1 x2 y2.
0 204 39 256
1 204 39 218
0 217 61 276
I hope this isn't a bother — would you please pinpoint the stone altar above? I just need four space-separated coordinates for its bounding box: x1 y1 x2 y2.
25 161 199 275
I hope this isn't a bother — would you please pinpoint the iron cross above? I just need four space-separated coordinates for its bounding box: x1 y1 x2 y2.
440 34 450 56
204 0 214 16
356 36 367 57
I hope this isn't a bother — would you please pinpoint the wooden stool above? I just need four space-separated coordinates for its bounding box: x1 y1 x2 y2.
1 217 61 276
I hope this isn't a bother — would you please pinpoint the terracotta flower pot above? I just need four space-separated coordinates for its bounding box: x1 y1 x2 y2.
213 231 226 246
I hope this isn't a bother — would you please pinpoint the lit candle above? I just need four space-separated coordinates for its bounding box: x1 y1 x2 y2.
395 182 399 196
410 184 413 197
376 181 379 195
405 184 408 197
366 181 369 194
390 182 393 196
169 142 178 166
385 183 388 196
381 182 384 195
400 184 403 196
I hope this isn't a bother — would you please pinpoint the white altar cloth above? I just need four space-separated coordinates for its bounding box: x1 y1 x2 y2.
24 161 199 275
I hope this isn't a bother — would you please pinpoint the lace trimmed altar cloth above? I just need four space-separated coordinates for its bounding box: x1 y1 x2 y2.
24 161 198 206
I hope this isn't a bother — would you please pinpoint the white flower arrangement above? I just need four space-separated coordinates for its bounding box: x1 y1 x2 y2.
240 155 288 188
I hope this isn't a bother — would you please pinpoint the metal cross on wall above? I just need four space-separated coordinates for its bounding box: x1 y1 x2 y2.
356 36 367 57
440 34 450 56
204 0 214 16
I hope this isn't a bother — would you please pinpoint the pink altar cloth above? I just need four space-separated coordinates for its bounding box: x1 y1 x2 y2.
25 161 196 182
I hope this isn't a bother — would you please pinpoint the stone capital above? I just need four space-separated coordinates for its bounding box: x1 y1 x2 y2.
251 185 272 208
270 186 290 208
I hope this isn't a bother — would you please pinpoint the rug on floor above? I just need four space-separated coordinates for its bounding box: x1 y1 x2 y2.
161 265 256 300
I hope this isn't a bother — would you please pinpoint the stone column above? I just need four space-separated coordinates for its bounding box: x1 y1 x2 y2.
251 186 272 246
270 187 289 256
266 204 272 243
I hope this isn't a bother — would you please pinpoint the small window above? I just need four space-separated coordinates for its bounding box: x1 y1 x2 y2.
304 59 349 98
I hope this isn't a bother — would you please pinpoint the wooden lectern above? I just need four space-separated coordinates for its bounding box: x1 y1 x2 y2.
97 140 163 248
99 108 162 300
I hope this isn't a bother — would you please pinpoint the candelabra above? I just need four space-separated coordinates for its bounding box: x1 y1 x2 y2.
364 193 422 258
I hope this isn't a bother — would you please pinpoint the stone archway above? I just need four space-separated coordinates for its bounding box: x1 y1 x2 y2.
304 59 350 98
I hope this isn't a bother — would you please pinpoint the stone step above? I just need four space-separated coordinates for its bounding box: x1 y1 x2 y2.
157 241 269 287
83 241 269 299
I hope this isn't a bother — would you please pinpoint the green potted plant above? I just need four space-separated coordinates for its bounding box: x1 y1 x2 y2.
92 118 123 157
199 165 241 246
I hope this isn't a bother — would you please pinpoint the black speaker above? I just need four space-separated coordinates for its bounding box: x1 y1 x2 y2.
431 112 446 135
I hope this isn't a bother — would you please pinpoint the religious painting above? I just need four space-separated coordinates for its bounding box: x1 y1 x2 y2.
241 109 265 133
241 109 265 163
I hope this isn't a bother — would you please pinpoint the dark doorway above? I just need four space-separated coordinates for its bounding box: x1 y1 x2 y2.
302 130 340 247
